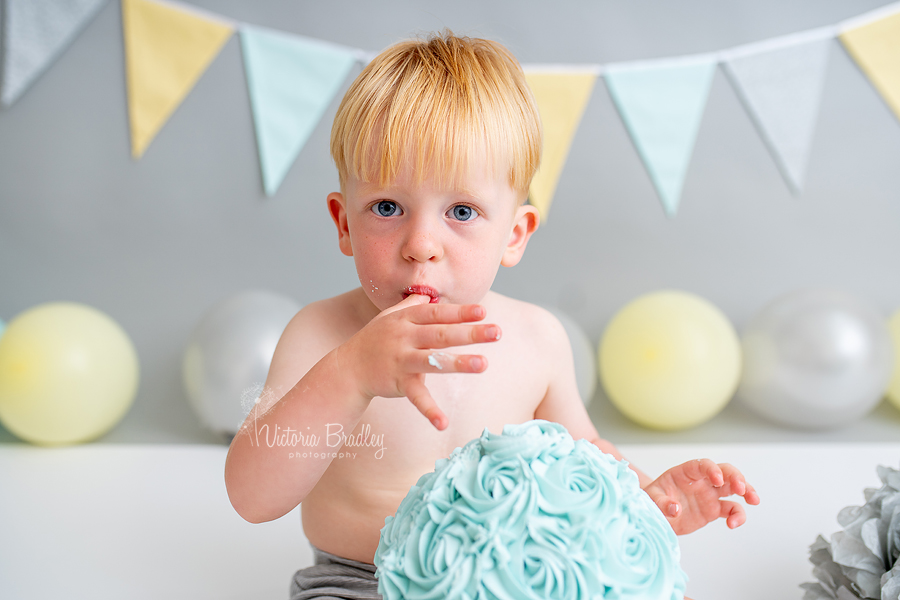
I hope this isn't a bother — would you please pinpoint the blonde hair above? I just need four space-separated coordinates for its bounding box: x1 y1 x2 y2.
330 31 542 197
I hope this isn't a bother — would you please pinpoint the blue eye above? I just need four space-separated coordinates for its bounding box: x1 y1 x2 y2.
373 201 400 217
449 205 476 221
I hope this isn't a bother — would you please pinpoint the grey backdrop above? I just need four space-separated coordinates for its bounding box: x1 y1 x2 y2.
1 0 899 445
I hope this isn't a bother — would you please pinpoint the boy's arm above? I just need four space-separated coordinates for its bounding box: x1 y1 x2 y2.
531 308 758 534
224 301 365 524
224 293 499 523
529 307 653 485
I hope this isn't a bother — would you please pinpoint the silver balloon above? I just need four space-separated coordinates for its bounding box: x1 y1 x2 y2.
183 290 301 436
737 289 894 429
548 308 597 406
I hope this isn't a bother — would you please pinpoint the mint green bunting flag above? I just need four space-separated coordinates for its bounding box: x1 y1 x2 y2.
1 0 110 107
604 58 717 217
240 25 359 196
723 36 832 194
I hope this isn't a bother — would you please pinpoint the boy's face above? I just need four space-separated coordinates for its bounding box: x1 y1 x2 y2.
328 163 539 312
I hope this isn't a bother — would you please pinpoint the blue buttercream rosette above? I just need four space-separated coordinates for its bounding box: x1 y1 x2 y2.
374 420 688 600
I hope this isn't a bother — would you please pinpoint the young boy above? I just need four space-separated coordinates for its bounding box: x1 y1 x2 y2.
225 31 758 598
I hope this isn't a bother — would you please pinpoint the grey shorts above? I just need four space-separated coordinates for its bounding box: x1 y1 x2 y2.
289 545 382 600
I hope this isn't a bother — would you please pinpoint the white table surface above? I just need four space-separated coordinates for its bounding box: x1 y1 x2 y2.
2 442 899 600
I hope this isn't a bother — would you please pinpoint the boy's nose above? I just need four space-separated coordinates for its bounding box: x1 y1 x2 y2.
402 230 443 263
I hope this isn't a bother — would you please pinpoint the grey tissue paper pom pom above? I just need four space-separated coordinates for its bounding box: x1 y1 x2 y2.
802 464 900 600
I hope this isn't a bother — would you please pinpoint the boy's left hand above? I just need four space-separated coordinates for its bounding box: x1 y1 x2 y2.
643 459 760 535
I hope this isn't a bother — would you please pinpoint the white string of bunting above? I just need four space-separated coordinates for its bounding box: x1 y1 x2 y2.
1 0 899 219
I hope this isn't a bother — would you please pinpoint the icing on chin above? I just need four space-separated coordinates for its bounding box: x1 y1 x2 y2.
374 420 688 600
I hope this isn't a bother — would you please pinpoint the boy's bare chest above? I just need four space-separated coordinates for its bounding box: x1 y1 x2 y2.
303 320 556 555
365 335 549 458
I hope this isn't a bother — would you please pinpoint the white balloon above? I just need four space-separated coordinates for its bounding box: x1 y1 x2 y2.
183 290 301 436
548 308 597 406
737 289 894 429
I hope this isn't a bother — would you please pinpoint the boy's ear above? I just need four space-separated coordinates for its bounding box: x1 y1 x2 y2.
501 203 540 267
327 192 354 257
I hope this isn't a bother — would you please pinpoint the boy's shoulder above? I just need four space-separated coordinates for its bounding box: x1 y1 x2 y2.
264 288 373 394
285 288 373 344
274 289 371 363
485 291 570 350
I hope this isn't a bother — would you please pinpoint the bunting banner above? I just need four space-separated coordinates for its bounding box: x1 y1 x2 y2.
840 9 900 122
1 0 110 107
240 25 359 196
721 31 833 194
122 0 234 158
2 0 900 213
604 57 717 217
524 69 598 222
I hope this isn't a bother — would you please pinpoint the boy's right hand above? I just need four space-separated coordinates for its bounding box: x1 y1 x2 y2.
336 294 501 431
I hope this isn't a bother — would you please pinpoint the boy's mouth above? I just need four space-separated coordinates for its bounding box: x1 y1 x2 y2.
403 285 440 303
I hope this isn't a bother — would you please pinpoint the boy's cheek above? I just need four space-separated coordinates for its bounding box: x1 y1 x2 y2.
353 258 395 306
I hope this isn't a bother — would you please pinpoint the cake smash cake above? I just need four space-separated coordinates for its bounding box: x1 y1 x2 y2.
374 420 688 600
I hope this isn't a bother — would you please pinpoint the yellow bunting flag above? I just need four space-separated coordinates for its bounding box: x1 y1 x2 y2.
524 70 597 222
840 11 900 122
122 0 234 158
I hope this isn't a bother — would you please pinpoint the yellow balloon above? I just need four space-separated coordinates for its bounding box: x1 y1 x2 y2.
598 290 741 430
0 303 139 445
886 309 900 412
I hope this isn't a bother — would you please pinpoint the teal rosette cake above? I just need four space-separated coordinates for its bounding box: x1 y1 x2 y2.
374 420 688 600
